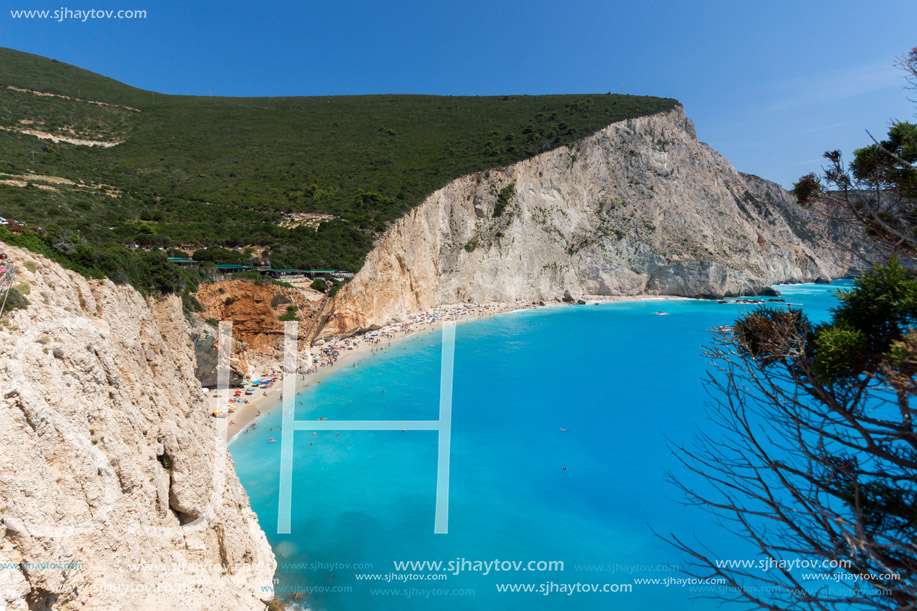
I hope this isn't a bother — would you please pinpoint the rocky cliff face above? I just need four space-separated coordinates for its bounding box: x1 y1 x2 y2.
196 279 322 360
188 315 249 388
326 106 859 333
0 246 275 610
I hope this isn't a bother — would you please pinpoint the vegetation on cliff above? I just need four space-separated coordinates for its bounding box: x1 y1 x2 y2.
0 47 677 286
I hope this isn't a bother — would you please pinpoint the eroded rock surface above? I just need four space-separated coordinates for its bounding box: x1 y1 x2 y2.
327 106 859 332
0 246 276 610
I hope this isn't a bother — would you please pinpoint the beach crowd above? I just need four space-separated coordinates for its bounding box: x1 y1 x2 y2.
305 302 508 368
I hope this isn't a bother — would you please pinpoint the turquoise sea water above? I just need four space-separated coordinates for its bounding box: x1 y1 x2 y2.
230 282 850 610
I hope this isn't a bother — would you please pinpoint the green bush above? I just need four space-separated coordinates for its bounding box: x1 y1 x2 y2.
279 304 299 321
181 291 204 313
230 271 269 283
310 279 328 292
271 294 291 306
192 247 253 266
2 286 29 317
493 183 516 217
0 226 203 298
144 251 183 294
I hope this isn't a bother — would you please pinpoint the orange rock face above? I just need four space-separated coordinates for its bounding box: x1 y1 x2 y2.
195 280 320 354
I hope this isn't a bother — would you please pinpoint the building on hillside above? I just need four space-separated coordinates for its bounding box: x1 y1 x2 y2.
306 269 337 279
265 269 305 279
215 263 249 274
167 257 200 269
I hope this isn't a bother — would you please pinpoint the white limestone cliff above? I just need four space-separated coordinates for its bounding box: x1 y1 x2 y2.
0 245 276 610
327 106 858 333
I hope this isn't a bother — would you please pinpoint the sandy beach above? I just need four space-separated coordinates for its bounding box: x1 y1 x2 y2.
216 294 685 442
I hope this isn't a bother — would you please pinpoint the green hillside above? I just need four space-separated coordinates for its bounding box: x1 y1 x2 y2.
0 47 677 282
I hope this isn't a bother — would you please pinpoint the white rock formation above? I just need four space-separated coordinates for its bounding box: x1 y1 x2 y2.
0 246 275 610
327 106 859 332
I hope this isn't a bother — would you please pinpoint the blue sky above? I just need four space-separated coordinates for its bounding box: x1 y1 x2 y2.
3 0 915 187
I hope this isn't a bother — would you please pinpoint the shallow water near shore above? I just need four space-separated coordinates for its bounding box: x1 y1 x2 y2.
230 282 849 610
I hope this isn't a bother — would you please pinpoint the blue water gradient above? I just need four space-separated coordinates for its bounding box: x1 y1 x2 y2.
230 282 850 610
